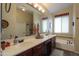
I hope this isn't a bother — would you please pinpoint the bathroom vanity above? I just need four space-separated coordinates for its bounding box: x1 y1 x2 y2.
2 35 56 56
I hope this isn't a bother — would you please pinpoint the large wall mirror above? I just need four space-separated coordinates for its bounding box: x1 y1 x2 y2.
2 3 42 40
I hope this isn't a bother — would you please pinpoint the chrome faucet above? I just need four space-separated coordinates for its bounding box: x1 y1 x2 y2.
14 36 18 45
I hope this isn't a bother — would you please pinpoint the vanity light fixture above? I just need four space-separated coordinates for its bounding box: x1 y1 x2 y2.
28 3 45 13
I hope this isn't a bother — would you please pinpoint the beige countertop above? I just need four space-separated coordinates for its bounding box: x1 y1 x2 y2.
2 35 56 56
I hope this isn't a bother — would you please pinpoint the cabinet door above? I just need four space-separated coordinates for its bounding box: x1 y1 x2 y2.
43 39 53 56
16 49 32 56
52 37 56 48
33 44 43 56
47 39 52 55
25 49 33 56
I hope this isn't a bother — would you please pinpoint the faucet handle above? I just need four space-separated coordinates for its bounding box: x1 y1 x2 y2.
15 36 18 39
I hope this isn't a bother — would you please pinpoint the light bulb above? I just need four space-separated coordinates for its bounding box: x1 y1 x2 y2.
42 9 45 13
38 7 42 11
34 4 38 8
22 8 25 11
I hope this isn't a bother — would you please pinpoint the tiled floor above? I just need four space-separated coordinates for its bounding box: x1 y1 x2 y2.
50 49 79 56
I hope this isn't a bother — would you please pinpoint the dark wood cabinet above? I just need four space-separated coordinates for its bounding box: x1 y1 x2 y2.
43 39 52 55
16 48 32 56
33 43 44 56
43 37 56 56
16 37 56 56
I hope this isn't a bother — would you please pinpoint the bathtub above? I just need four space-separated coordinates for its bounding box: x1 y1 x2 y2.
56 37 75 51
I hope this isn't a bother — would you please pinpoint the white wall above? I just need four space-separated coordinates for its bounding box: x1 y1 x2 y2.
73 4 79 53
2 4 16 40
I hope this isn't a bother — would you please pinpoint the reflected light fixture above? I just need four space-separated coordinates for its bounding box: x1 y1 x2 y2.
34 4 38 8
38 6 42 11
42 9 45 13
22 8 25 11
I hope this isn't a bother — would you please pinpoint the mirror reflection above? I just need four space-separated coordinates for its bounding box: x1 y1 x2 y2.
2 3 43 40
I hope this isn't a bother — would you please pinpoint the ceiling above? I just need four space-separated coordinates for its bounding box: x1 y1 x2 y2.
16 3 33 14
16 3 42 15
41 3 73 13
16 3 73 14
